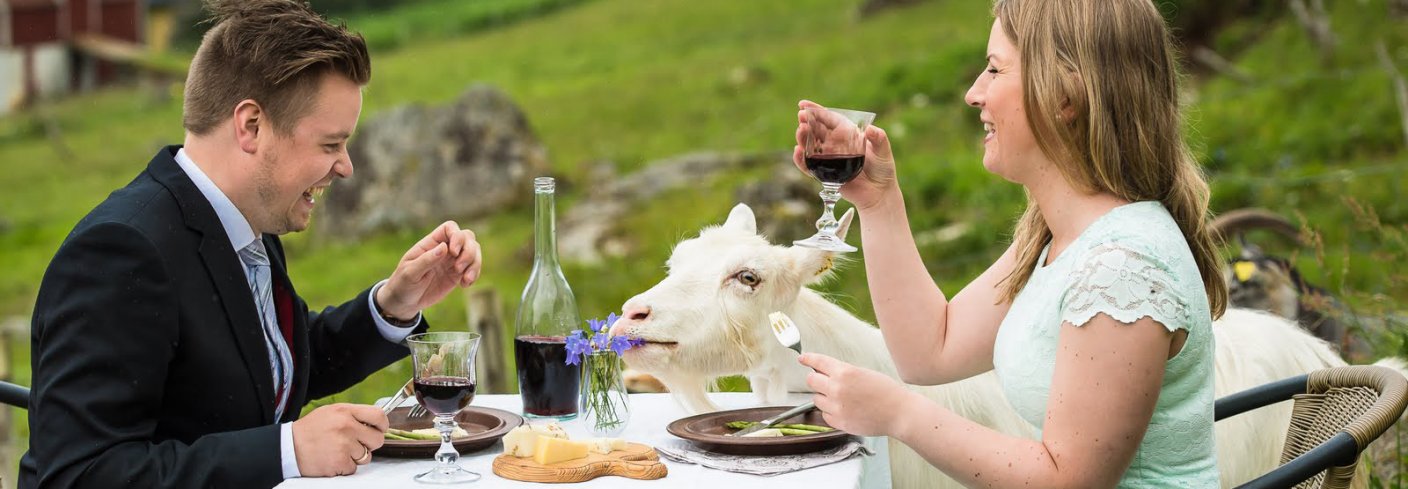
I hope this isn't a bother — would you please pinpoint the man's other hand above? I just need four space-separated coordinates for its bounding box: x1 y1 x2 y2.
292 403 388 477
377 221 483 321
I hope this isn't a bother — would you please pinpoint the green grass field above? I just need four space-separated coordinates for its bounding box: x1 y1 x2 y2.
2 0 1406 483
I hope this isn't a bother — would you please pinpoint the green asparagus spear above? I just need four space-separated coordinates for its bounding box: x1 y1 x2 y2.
387 428 440 441
776 428 820 436
724 421 836 434
781 423 834 433
384 431 414 441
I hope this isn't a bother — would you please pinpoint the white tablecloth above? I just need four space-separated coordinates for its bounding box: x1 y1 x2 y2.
275 393 891 489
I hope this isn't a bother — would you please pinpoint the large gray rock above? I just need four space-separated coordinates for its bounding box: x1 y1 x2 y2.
557 151 791 264
734 165 819 243
857 0 928 18
316 84 547 239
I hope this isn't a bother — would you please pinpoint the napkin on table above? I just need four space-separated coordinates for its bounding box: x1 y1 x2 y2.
655 438 873 477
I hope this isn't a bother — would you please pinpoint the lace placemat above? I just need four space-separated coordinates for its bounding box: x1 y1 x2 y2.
655 438 873 476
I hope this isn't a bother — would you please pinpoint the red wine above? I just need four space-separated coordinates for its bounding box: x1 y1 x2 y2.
413 376 476 416
515 336 580 418
805 154 865 184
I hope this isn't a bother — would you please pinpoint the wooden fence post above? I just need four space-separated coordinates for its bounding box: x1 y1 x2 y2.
465 289 511 394
0 316 24 489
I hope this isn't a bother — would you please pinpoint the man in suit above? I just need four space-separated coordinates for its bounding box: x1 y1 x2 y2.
19 1 484 487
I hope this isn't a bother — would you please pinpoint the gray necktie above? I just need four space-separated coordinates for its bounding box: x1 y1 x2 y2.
238 239 293 419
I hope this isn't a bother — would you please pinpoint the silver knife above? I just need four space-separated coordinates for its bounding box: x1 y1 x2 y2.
730 402 818 437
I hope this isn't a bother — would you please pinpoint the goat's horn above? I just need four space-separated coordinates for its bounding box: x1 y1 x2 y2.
1209 208 1303 245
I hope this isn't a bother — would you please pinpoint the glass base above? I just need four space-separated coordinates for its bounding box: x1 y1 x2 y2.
794 233 857 253
522 412 578 421
414 464 481 484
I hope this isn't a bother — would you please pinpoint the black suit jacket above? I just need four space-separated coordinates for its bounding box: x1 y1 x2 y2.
19 146 427 489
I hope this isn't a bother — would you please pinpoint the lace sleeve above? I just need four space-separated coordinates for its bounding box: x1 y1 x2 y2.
1060 241 1190 332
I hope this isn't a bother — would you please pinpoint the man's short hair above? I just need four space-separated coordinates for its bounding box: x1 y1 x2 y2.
182 0 371 136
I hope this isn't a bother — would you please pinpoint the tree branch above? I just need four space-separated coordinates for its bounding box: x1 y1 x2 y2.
1375 41 1408 151
1191 46 1254 83
1289 0 1337 63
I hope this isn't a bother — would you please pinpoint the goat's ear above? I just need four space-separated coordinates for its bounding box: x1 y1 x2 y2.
787 208 855 284
790 247 838 285
836 208 855 240
723 204 758 235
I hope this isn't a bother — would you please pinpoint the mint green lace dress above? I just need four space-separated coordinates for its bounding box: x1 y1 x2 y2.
991 201 1220 487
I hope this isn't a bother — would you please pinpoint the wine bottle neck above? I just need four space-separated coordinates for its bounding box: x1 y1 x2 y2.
533 186 558 266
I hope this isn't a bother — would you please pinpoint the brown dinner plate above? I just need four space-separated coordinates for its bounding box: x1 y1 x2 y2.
666 406 853 456
374 405 523 458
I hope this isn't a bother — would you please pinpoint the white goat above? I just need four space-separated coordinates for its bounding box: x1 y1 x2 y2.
611 204 1392 488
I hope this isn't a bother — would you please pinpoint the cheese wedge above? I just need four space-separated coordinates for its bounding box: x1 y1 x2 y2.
501 423 569 457
533 437 590 465
584 437 627 454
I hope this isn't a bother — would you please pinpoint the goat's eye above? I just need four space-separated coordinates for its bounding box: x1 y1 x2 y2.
736 270 761 287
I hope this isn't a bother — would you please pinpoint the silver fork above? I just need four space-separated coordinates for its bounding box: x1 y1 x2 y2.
769 311 803 355
382 378 430 418
731 312 817 437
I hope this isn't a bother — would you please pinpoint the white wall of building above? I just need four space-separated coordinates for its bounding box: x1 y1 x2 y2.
0 43 70 116
0 48 23 115
32 43 68 97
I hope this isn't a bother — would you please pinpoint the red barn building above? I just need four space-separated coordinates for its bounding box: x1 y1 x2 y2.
1 0 146 115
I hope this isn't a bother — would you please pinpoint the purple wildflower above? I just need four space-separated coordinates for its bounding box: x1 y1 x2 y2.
585 318 605 333
608 335 633 356
567 315 647 365
564 329 590 366
591 329 612 350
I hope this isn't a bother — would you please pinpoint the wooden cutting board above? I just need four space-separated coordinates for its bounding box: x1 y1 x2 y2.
491 442 668 483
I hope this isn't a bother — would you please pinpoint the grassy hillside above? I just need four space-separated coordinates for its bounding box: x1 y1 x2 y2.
1 0 1405 481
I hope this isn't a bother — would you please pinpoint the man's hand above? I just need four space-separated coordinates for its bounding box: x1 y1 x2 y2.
292 404 388 477
376 221 483 321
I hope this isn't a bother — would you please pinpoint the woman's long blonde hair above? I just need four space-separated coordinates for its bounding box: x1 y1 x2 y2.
993 0 1227 318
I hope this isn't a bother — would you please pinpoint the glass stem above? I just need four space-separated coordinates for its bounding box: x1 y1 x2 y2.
434 415 458 468
816 183 843 236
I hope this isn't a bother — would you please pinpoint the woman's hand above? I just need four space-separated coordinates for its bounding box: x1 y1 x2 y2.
798 353 916 437
792 100 899 211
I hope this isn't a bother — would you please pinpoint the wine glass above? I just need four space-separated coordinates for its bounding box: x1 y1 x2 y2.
794 106 876 253
407 332 482 484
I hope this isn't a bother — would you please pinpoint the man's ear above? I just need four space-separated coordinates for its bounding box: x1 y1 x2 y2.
233 99 264 155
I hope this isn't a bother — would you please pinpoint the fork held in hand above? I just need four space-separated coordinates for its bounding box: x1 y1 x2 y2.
769 311 803 355
382 378 430 418
728 312 820 436
730 402 819 437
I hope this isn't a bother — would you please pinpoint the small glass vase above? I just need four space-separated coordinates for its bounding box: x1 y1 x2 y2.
579 351 630 437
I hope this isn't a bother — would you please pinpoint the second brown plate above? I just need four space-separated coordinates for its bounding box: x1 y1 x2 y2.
375 405 523 458
666 406 852 456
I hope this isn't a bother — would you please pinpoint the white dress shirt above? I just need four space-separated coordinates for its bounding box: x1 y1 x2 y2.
174 148 419 479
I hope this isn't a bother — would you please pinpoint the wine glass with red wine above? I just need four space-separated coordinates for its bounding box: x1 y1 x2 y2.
795 106 875 253
407 332 481 484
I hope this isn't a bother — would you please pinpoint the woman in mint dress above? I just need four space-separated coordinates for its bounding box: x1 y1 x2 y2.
792 0 1226 487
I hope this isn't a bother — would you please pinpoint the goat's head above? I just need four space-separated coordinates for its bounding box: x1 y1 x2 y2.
609 203 854 378
1210 208 1305 319
1225 252 1301 319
